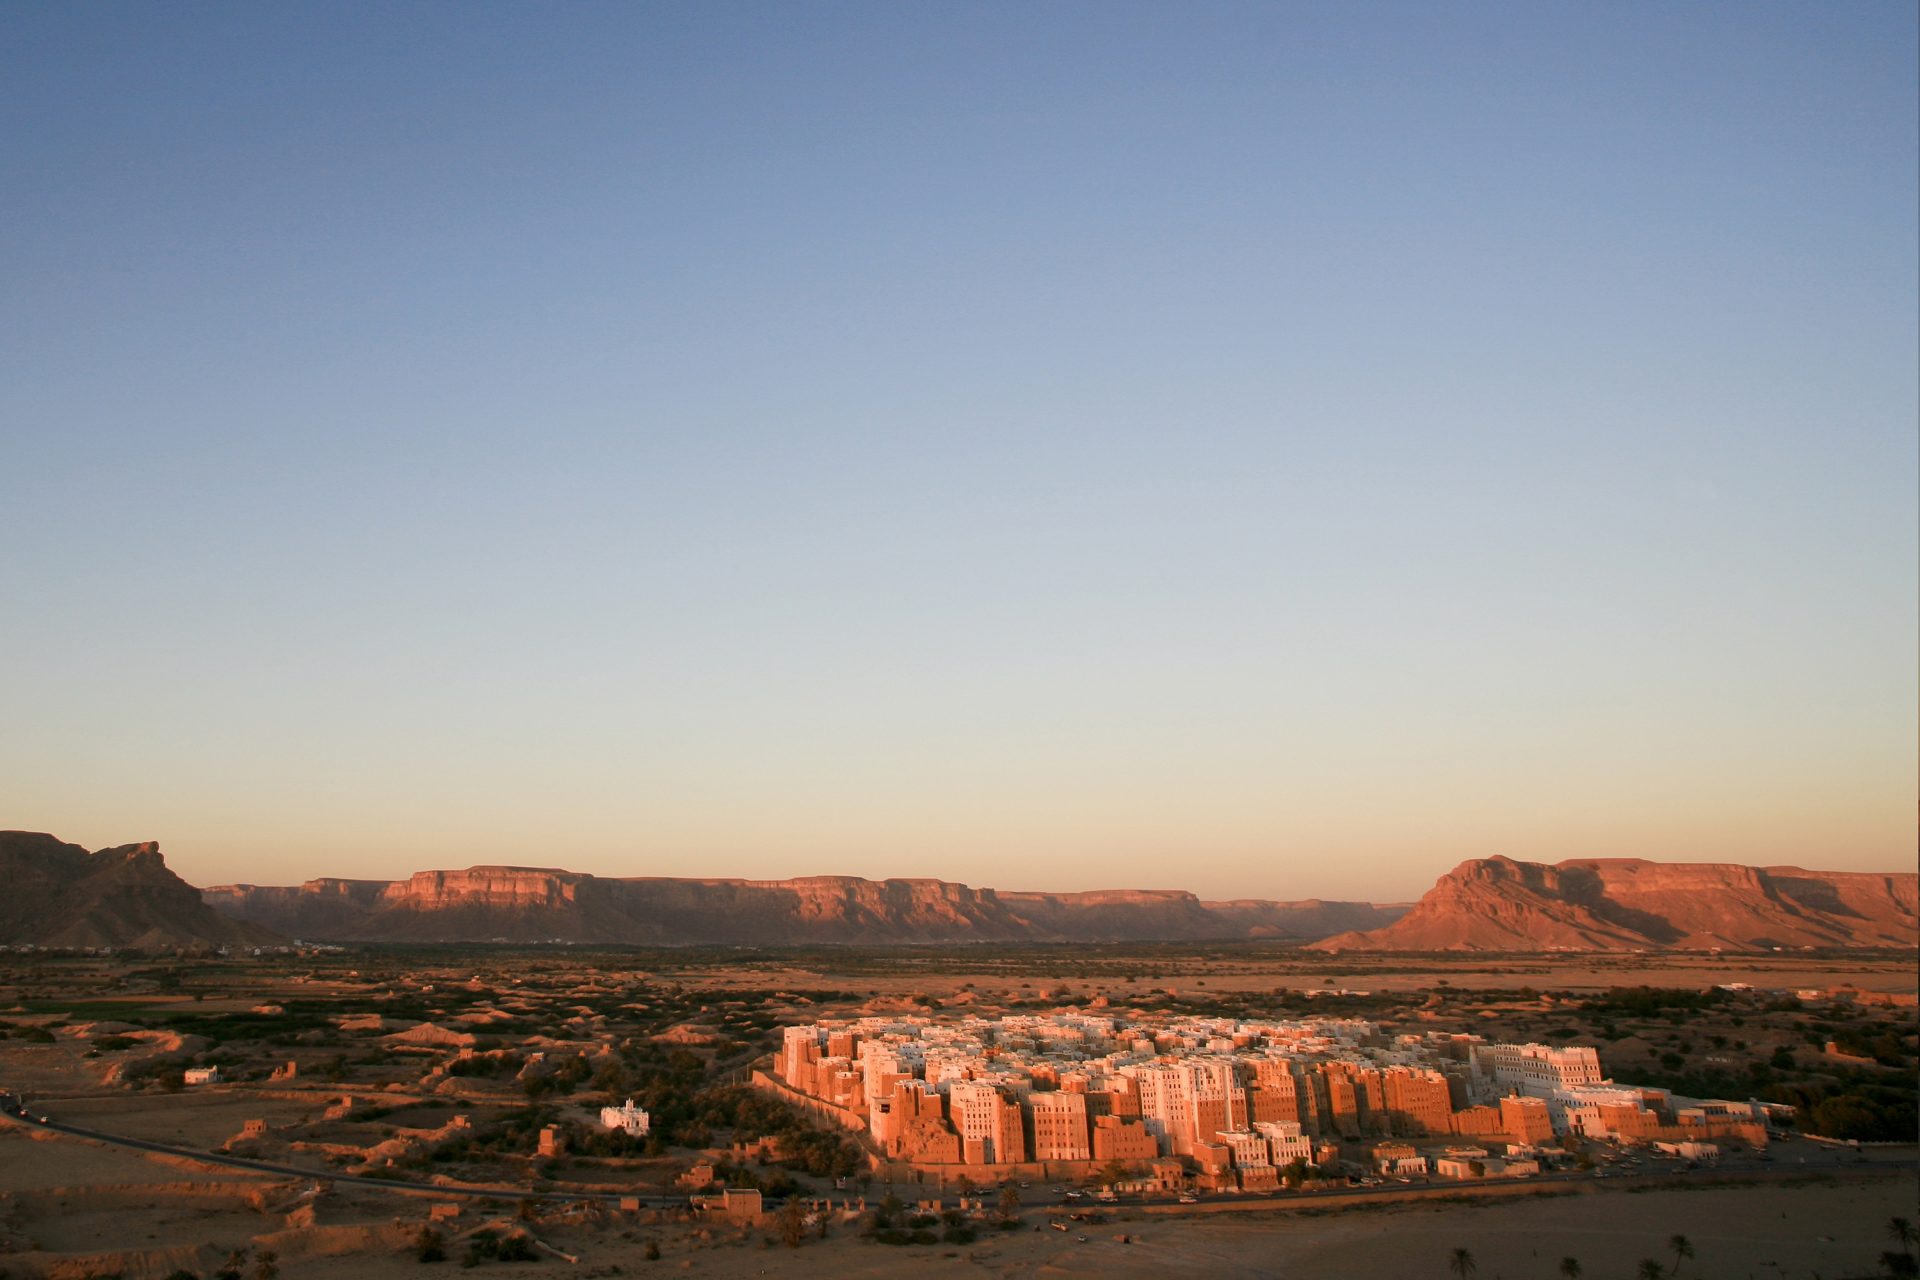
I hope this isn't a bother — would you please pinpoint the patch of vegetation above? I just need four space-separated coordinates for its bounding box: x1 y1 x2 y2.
1784 1083 1918 1142
1581 987 1730 1018
1828 1026 1913 1069
460 1227 537 1265
415 1225 447 1262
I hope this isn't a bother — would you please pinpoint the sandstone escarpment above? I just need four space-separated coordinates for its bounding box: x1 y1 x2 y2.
201 878 388 938
1312 856 1919 952
205 867 1399 945
0 831 281 949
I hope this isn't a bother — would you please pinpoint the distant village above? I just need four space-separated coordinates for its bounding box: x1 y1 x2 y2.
773 1012 1783 1191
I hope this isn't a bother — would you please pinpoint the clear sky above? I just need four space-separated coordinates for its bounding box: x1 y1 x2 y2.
3 2 1914 901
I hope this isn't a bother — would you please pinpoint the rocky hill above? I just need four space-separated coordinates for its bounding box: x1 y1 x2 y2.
203 866 1405 945
1311 856 1918 952
0 831 281 949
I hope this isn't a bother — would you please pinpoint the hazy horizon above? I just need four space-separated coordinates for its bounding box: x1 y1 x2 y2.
5 4 1915 903
23 821 1919 908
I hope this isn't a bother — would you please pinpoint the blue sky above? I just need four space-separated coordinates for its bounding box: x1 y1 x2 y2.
3 2 1914 898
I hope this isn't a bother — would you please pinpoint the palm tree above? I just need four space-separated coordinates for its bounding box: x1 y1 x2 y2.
1558 1259 1582 1279
1448 1246 1477 1278
1668 1233 1695 1277
1636 1261 1665 1280
1891 1217 1917 1255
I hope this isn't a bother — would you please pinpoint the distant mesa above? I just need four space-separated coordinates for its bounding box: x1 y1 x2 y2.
198 865 1408 946
199 855 1914 951
1311 854 1918 952
3 831 1912 952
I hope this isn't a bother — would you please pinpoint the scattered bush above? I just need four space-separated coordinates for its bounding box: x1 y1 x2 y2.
461 1228 536 1266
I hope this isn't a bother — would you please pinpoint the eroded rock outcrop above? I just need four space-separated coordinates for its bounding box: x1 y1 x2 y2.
206 866 1403 945
0 831 280 949
1312 856 1918 952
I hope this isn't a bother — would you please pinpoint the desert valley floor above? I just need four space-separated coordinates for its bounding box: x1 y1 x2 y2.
0 945 1913 1279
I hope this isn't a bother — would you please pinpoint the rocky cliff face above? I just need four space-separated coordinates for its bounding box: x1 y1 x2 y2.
200 878 388 940
0 831 281 949
1312 856 1919 952
204 866 1404 945
53 835 1902 951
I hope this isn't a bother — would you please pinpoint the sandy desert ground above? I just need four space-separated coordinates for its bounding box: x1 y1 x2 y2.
4 1114 1911 1280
